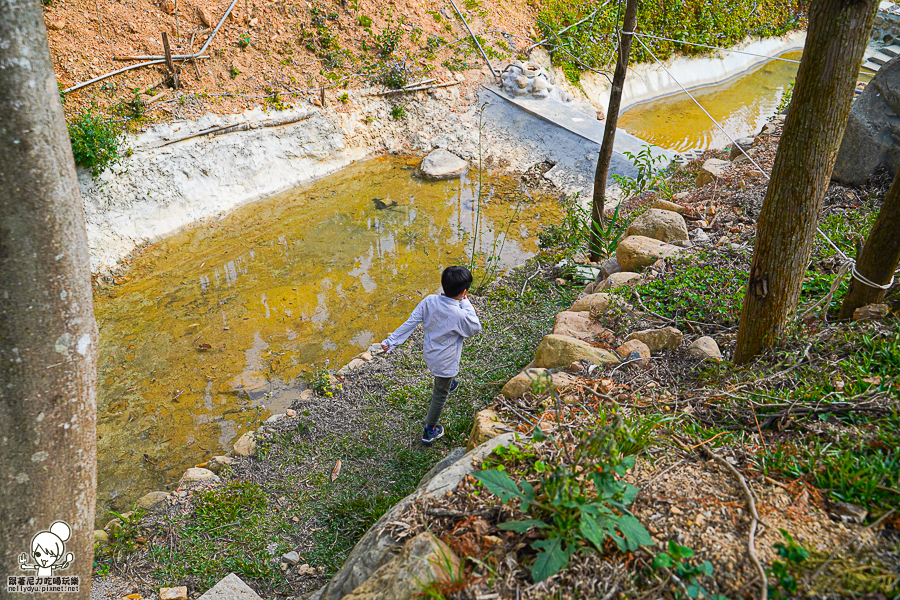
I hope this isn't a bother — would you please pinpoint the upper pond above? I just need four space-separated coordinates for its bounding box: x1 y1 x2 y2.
93 156 561 523
619 50 804 152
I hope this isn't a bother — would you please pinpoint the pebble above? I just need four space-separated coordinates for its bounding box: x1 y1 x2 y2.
282 551 301 565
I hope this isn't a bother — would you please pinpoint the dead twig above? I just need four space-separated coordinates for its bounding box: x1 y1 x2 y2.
366 80 460 97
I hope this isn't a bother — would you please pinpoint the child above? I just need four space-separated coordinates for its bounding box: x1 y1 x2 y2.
381 266 482 445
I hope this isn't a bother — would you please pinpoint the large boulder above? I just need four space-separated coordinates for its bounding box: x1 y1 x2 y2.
616 236 682 272
180 467 220 486
134 491 171 513
309 433 517 600
533 334 619 368
417 149 468 180
568 292 630 314
343 534 459 600
729 136 755 160
551 311 613 341
466 409 505 452
687 336 722 360
232 431 257 457
834 57 900 185
596 271 641 291
501 368 576 399
198 573 263 600
625 208 689 243
625 327 683 352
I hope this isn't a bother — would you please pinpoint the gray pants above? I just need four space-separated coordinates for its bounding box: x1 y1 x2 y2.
425 376 453 427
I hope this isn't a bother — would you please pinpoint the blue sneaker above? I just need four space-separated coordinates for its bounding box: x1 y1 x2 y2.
449 379 460 394
422 424 445 445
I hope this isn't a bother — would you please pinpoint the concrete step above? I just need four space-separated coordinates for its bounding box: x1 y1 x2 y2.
882 44 900 57
862 61 882 72
870 51 893 65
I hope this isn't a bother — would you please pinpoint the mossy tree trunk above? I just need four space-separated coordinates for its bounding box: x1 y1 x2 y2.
734 0 879 364
838 174 900 317
0 2 98 597
589 0 638 261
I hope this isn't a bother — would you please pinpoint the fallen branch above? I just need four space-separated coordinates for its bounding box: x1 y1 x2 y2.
675 437 768 600
365 80 459 97
136 112 314 151
62 56 208 94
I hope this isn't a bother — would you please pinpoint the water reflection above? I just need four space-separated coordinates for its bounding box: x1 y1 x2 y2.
92 156 560 524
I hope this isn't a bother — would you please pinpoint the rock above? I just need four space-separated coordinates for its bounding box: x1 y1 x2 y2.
852 303 889 321
198 573 263 600
342 533 459 600
310 433 516 600
600 256 621 278
651 199 686 213
569 292 629 313
533 334 619 369
830 500 867 524
501 368 576 399
207 455 234 474
160 587 188 600
198 6 215 26
551 311 613 341
728 136 755 160
134 491 170 513
94 530 109 544
233 431 257 456
266 413 285 424
283 551 301 565
625 208 689 242
673 191 691 201
596 271 640 291
835 57 900 184
615 340 651 366
687 336 722 360
47 16 66 30
180 467 220 486
297 564 316 577
417 149 468 180
625 327 683 352
417 447 466 487
695 158 729 186
300 389 314 400
467 409 504 452
159 0 176 14
616 236 682 272
286 408 297 418
692 229 710 243
337 358 367 375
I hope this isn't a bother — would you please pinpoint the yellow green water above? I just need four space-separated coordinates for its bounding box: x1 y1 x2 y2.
619 51 804 152
93 156 560 523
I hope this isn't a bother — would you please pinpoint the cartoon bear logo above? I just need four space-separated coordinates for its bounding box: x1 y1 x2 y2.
18 521 74 577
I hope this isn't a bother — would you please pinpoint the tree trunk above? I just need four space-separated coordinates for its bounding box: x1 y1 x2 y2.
0 2 98 597
838 173 900 318
733 0 879 364
589 0 638 261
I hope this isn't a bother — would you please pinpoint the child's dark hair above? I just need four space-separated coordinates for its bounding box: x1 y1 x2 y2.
442 266 473 298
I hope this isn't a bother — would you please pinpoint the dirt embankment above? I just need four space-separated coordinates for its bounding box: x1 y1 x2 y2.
46 0 537 122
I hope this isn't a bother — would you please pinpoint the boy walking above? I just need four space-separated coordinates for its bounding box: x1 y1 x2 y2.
381 266 482 445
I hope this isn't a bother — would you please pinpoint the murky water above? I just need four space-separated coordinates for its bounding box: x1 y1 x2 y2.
93 157 560 524
619 51 803 152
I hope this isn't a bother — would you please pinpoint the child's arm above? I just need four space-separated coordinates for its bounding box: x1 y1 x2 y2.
457 298 482 338
381 299 426 352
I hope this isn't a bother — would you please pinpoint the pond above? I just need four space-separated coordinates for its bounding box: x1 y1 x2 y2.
618 50 804 152
93 156 561 524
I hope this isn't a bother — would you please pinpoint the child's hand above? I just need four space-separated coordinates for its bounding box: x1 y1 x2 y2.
461 290 468 300
381 342 390 352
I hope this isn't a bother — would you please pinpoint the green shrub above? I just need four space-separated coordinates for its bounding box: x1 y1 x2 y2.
67 110 124 177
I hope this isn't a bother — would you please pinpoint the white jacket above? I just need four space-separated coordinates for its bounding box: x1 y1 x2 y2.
382 294 482 378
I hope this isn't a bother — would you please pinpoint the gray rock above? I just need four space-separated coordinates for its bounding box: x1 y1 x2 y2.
417 149 468 180
417 447 466 487
600 256 621 279
198 573 263 600
729 137 755 160
833 57 900 185
687 336 723 360
595 271 641 291
692 229 710 243
283 551 301 565
695 158 729 186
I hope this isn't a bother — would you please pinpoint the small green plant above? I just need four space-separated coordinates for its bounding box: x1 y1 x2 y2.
389 104 406 119
767 529 809 598
474 381 653 582
653 540 727 599
338 92 350 104
374 16 405 57
67 110 124 177
238 33 251 48
611 144 671 200
777 80 795 114
230 67 241 78
357 14 373 27
104 509 146 560
375 59 413 89
304 365 340 397
194 481 267 525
